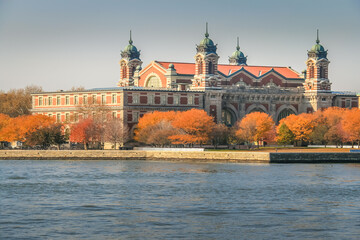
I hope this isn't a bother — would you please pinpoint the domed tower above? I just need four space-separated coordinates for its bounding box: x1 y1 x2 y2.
304 30 330 92
304 30 332 112
229 37 247 65
193 23 220 89
118 31 142 87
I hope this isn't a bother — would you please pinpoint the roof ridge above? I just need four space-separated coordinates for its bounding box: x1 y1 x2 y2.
156 61 195 64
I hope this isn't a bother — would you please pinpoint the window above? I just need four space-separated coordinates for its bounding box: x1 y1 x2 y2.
133 95 139 104
112 94 116 104
188 96 193 105
57 96 61 105
101 95 106 104
74 113 79 122
148 95 154 105
65 113 70 122
48 97 52 105
133 112 139 122
322 97 326 102
174 96 179 105
56 113 61 122
83 95 88 104
146 76 161 88
48 113 52 118
346 100 351 109
92 95 97 104
161 95 166 105
112 112 117 119
74 96 78 105
39 97 43 106
65 96 70 105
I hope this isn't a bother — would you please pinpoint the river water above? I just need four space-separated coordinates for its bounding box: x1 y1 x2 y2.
1 160 360 239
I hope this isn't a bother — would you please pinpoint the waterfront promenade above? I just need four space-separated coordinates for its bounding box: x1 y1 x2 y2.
1 150 360 163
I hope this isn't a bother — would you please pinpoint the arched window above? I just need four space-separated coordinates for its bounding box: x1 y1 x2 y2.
249 108 266 114
309 66 314 79
146 76 161 88
198 61 203 74
319 66 326 79
122 67 127 79
222 109 236 127
208 61 213 74
277 108 296 122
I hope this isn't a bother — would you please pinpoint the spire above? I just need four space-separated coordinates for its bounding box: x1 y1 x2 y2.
316 29 320 44
205 22 209 38
236 37 240 51
129 30 133 45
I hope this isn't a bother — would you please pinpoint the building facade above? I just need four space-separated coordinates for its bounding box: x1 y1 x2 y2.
32 27 358 129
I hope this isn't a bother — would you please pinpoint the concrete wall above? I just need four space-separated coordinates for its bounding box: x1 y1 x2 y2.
0 150 270 163
1 150 360 163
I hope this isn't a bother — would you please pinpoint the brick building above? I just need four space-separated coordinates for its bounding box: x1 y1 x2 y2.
32 27 358 129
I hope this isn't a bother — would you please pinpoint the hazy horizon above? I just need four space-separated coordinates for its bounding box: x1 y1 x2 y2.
1 0 359 92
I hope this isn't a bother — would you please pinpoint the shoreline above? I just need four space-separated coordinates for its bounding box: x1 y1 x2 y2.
1 150 360 163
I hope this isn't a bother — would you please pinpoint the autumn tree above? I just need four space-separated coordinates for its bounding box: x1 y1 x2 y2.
279 113 315 146
276 123 295 145
25 123 67 149
69 118 100 150
134 111 179 144
342 108 360 147
0 85 42 117
210 123 230 148
235 112 275 147
104 118 130 149
0 114 54 143
170 109 215 145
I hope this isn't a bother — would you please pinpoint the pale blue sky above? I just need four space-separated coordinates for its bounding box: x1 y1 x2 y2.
0 0 359 92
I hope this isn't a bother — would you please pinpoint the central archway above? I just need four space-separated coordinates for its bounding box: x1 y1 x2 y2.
221 108 236 127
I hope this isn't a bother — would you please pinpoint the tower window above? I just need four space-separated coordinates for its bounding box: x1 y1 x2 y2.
198 60 203 74
208 61 213 74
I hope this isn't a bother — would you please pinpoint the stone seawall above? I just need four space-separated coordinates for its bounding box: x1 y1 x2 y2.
1 150 360 163
270 153 360 163
0 150 270 163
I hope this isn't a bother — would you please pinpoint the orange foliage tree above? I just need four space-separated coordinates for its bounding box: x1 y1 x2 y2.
69 118 100 150
235 112 275 146
0 114 54 143
134 109 215 146
279 113 315 145
169 109 215 145
341 108 360 147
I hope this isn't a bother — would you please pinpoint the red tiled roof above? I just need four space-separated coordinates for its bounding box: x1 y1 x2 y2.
156 61 195 75
156 61 302 79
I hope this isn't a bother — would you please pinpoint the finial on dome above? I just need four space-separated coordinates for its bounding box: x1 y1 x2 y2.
236 37 240 51
129 30 133 45
316 29 320 44
205 22 209 38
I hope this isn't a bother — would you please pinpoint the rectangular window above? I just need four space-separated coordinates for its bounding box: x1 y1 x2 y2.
48 113 52 118
174 96 179 105
92 95 97 104
74 113 79 122
188 96 193 105
65 96 70 105
83 95 88 104
346 100 351 109
74 96 78 105
112 112 117 119
112 94 116 104
48 97 52 105
133 112 139 122
102 95 106 104
133 95 139 104
56 113 61 122
57 96 61 105
148 95 154 105
39 97 43 106
161 95 166 105
65 113 70 122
